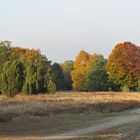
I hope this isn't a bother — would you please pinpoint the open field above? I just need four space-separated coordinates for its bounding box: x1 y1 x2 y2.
0 92 140 139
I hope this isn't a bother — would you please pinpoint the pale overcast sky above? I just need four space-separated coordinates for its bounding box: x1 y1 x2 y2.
0 0 140 62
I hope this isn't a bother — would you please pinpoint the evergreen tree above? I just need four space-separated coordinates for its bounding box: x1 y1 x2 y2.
0 41 12 92
52 63 65 91
1 60 24 97
23 64 36 95
22 50 50 95
61 61 74 90
86 55 109 91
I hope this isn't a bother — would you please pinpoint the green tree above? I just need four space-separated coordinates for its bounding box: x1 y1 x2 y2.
86 55 109 91
1 60 24 97
23 64 36 95
36 66 47 93
47 68 56 94
0 41 11 69
0 41 12 91
22 49 50 95
61 60 74 90
52 63 65 91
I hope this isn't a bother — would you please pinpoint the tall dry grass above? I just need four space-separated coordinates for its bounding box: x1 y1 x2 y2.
0 92 140 122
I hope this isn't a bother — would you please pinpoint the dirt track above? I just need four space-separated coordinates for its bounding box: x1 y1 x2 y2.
1 108 140 140
42 108 140 140
0 108 140 140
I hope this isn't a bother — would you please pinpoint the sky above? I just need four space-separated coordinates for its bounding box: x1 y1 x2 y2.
0 0 140 62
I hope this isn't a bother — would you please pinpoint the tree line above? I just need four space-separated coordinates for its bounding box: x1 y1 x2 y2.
0 41 140 97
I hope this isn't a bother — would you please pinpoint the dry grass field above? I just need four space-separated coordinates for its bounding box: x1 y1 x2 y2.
0 92 140 121
0 92 140 140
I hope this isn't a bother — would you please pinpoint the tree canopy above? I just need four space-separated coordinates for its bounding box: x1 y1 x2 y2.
0 40 140 96
1 60 24 97
52 63 65 91
106 42 140 91
86 55 109 91
61 60 74 90
71 50 99 91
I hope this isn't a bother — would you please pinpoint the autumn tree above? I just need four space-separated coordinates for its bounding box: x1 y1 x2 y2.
106 42 140 91
61 60 74 90
0 60 24 97
71 50 99 91
86 55 109 91
138 79 140 91
10 47 27 61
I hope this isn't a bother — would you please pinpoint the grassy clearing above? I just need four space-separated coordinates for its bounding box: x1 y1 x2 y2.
0 92 140 139
0 92 140 122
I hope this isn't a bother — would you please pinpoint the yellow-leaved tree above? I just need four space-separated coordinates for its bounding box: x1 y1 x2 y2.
71 50 98 91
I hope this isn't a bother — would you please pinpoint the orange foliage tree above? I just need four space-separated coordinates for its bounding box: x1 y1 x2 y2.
106 42 140 91
71 50 99 91
10 47 27 61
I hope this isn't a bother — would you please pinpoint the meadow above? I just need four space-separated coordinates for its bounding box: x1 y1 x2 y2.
0 92 140 122
1 92 140 140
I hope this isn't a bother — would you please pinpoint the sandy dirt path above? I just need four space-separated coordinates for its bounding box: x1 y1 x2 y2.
41 108 140 140
7 108 140 140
